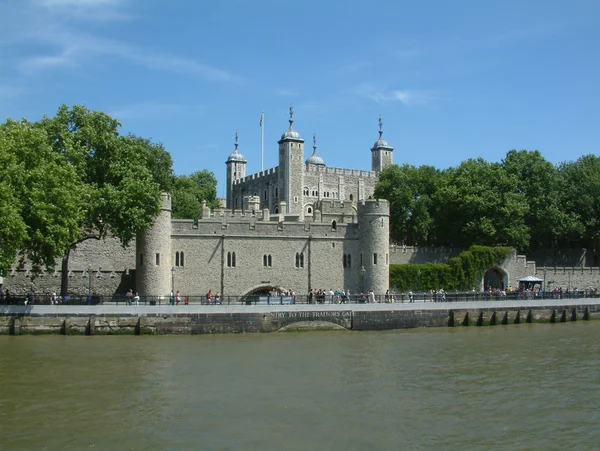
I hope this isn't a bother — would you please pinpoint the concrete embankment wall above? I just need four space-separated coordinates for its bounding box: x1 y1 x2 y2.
2 301 600 335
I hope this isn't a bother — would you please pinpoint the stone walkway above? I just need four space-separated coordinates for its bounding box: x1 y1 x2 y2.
2 297 599 316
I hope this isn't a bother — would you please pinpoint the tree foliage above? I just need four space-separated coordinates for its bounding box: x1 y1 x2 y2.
0 119 88 275
376 150 600 264
0 105 176 294
171 170 219 219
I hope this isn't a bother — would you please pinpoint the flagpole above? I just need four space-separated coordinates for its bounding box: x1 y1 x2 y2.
261 111 264 171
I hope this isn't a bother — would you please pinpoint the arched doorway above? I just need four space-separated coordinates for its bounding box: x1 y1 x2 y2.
239 284 294 305
484 267 507 290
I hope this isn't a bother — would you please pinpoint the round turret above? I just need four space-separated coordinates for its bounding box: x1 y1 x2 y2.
136 193 172 297
278 104 304 143
357 199 390 296
306 133 325 166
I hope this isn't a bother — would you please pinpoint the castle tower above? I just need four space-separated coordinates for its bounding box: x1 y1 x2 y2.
225 130 247 209
357 199 390 295
371 115 394 172
277 104 305 217
136 193 172 297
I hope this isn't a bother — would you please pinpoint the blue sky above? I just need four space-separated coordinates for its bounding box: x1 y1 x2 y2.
1 0 598 196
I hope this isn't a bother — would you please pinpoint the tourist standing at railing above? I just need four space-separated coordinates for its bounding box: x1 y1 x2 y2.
368 289 375 303
134 292 140 306
206 289 212 304
126 289 134 305
50 290 58 305
215 291 221 304
176 290 181 305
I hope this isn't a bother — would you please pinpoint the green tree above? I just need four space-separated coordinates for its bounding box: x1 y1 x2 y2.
374 164 440 245
501 149 577 250
39 105 173 295
171 170 218 219
0 119 88 275
433 158 529 249
559 155 600 264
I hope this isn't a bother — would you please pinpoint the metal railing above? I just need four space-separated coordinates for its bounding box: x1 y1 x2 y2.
1 290 598 306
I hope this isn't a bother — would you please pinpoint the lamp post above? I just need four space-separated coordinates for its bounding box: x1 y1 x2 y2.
88 266 92 304
360 265 366 296
171 267 176 305
417 269 421 293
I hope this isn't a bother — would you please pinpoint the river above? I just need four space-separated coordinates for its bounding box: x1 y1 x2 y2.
1 322 599 450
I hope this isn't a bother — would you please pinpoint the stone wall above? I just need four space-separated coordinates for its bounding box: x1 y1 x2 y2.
3 301 600 335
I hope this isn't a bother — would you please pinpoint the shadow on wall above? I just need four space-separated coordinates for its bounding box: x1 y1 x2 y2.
115 270 136 295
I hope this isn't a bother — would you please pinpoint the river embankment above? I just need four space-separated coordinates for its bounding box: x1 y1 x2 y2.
1 298 600 335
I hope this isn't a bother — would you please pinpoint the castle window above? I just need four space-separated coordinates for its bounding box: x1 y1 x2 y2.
264 190 267 200
155 253 160 265
360 253 363 265
307 206 313 214
350 194 354 201
227 252 236 268
373 253 378 265
274 206 279 214
263 254 272 267
263 255 267 266
268 255 272 266
175 252 185 267
347 254 351 268
332 220 337 231
296 252 305 268
343 254 347 268
294 196 298 203
303 187 309 196
275 187 278 198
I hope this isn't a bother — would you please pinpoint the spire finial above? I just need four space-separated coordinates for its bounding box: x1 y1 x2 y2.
289 103 294 126
313 132 317 152
378 115 383 138
234 129 239 150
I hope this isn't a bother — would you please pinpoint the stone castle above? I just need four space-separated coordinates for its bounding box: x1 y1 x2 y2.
136 106 393 297
3 107 600 297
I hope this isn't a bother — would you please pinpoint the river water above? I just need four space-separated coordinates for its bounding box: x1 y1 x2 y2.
1 323 599 450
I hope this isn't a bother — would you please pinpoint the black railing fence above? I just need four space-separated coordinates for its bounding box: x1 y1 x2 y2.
1 290 599 306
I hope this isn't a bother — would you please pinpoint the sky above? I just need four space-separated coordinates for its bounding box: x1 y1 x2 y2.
1 0 599 196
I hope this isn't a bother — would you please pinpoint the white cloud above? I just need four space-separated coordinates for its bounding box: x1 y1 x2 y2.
356 84 439 106
17 31 240 83
34 0 130 20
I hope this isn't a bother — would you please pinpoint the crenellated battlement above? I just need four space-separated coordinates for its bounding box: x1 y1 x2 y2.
357 198 389 216
305 165 378 177
233 166 278 185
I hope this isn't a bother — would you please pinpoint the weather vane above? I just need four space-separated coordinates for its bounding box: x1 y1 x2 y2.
378 115 383 137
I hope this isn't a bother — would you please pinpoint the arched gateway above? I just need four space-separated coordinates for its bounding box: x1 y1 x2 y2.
241 284 287 298
484 267 508 290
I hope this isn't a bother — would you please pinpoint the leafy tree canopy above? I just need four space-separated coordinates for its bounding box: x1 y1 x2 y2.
171 170 219 219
